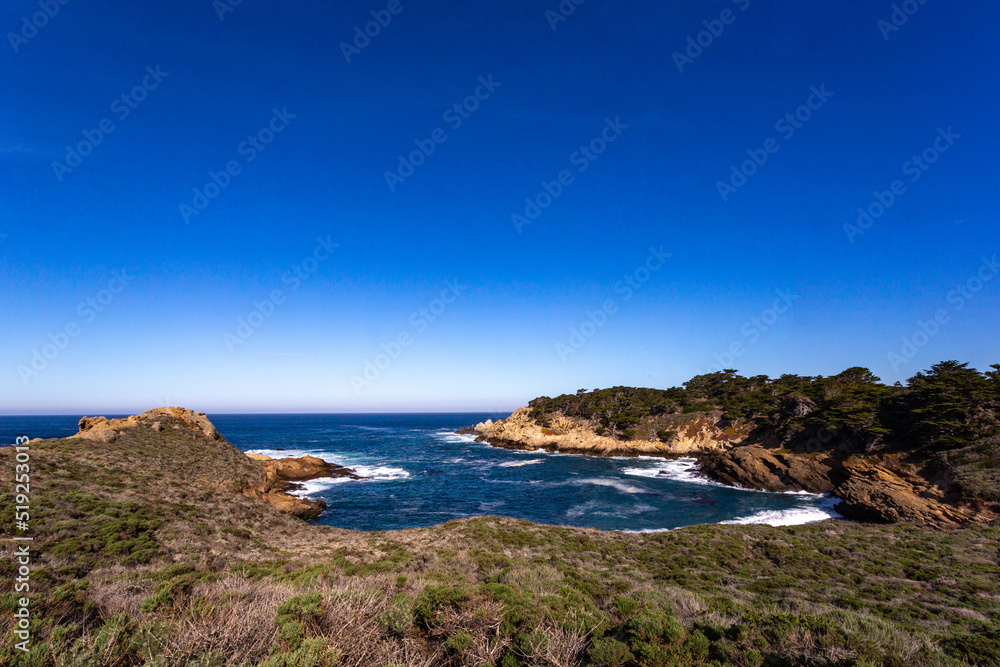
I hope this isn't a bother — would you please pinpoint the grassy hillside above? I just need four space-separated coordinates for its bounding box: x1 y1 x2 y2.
1 409 999 666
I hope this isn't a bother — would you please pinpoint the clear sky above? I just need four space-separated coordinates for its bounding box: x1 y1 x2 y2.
1 0 998 414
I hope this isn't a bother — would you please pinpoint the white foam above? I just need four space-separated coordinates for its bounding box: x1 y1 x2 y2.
619 457 731 488
498 459 545 468
434 431 481 444
350 465 410 481
572 478 647 494
620 458 830 496
245 448 318 459
721 495 841 526
289 477 352 497
566 500 602 518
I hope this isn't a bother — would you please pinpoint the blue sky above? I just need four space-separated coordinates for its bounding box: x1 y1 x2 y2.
1 0 998 414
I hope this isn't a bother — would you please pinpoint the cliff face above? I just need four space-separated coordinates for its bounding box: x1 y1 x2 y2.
469 407 746 457
470 408 982 527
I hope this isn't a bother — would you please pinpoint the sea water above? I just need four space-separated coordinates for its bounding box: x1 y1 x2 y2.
1 413 840 532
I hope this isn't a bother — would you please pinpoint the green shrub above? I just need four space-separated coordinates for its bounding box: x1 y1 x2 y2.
413 585 468 628
625 609 685 644
446 629 473 652
612 595 640 619
259 638 338 667
380 593 412 635
588 637 634 666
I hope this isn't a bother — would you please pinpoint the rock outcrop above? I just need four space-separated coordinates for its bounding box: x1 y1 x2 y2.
247 453 362 484
74 407 354 520
77 407 219 443
832 459 970 526
468 407 745 457
245 454 363 519
697 445 837 494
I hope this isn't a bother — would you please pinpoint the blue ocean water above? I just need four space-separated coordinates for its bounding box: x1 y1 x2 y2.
1 413 839 532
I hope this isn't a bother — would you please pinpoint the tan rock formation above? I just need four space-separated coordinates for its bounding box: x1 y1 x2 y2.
76 407 220 443
833 459 971 526
469 407 745 457
248 453 362 484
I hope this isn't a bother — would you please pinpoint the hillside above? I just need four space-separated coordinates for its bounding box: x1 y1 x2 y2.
1 404 999 666
467 361 1000 526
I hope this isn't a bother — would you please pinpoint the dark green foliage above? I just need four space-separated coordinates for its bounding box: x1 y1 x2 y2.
588 637 634 666
530 361 1000 502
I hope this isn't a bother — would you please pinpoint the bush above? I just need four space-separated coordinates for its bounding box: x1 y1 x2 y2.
380 593 412 635
626 609 684 644
259 638 338 667
446 629 473 652
413 584 468 628
588 637 634 666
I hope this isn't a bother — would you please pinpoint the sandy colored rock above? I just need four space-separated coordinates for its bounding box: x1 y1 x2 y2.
76 407 220 442
263 490 328 519
469 407 744 457
249 453 362 485
833 459 971 526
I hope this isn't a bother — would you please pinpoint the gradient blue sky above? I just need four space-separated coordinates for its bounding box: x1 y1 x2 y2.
2 0 998 414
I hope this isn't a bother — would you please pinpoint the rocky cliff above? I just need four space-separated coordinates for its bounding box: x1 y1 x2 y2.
467 406 746 456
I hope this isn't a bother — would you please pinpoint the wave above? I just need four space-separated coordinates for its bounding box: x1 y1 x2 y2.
721 495 841 526
244 448 319 459
289 477 352 497
351 465 410 481
571 477 647 494
619 457 737 490
498 459 545 468
620 458 829 497
433 430 480 444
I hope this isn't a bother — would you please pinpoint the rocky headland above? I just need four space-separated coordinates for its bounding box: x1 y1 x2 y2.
75 407 358 519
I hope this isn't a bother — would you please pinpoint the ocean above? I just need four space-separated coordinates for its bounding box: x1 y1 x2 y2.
1 412 839 532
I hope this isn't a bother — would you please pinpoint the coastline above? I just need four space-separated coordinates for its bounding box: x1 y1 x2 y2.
460 408 980 528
